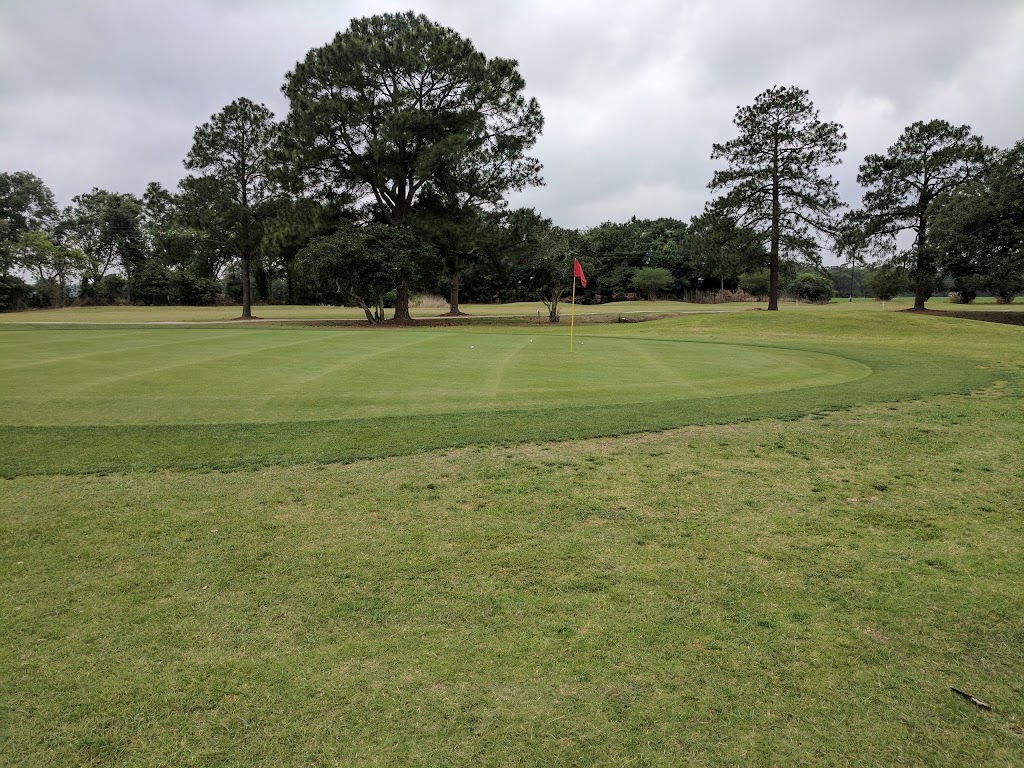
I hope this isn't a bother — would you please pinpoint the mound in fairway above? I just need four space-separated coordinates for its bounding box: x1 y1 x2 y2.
0 328 870 427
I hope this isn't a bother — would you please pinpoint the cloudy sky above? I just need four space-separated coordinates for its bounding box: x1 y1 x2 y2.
2 0 1022 232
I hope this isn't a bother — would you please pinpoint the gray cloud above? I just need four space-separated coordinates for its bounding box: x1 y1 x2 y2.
2 0 1021 240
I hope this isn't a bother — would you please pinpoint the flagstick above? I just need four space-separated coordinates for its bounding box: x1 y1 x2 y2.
569 277 576 353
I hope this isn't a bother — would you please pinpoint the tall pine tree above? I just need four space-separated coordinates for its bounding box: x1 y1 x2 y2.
281 12 543 321
709 86 846 310
184 97 281 319
857 119 989 310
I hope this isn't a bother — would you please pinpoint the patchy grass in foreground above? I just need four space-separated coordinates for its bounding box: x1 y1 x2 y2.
2 390 1023 766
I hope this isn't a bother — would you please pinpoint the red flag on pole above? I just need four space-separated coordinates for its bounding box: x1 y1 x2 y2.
573 258 587 287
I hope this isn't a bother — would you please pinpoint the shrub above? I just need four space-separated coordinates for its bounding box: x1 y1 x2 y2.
175 270 222 305
222 267 243 303
410 293 448 308
989 274 1022 305
949 274 983 304
865 266 907 301
0 273 31 312
133 261 175 305
720 289 756 302
631 267 673 300
93 274 128 305
790 272 836 303
738 270 770 301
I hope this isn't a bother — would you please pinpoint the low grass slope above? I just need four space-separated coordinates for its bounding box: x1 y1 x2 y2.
1 310 1020 476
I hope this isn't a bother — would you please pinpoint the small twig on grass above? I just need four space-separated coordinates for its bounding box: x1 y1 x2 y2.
950 687 992 710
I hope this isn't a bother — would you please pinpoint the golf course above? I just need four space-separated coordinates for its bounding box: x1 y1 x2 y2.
2 301 1023 765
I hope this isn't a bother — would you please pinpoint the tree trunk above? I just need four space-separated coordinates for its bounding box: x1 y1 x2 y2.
240 253 252 318
913 280 928 311
768 239 780 311
769 158 780 311
449 272 461 315
285 256 296 305
913 199 929 310
393 280 412 322
548 300 559 323
917 214 933 309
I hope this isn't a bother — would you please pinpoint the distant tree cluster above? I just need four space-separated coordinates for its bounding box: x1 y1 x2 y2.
706 87 1022 309
1 12 548 319
3 14 1022 317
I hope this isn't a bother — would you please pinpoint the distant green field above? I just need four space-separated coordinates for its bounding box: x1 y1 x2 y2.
2 306 1022 766
0 297 909 324
2 296 1018 327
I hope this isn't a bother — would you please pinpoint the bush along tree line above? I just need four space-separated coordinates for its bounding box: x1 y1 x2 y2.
3 14 1023 317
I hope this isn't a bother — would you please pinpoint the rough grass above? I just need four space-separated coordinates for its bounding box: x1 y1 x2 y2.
0 298 922 325
2 296 1017 327
1 307 1023 766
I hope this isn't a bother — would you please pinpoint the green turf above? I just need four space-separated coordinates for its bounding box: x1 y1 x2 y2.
0 328 870 426
0 297 931 325
2 306 1023 766
1 311 1017 476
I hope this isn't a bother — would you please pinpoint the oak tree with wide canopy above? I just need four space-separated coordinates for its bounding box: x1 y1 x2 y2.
931 140 1023 304
0 171 57 275
280 11 544 321
296 223 434 324
59 189 147 301
709 86 846 310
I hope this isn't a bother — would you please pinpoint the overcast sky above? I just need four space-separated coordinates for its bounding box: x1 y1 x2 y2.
2 0 1022 233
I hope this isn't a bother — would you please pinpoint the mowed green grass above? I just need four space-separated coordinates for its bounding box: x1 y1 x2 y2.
2 308 1023 766
0 328 869 427
0 310 1011 476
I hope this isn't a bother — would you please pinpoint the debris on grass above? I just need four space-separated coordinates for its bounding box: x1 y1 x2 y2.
951 687 992 711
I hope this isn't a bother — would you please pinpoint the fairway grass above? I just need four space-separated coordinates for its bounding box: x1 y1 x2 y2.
0 296 971 326
2 307 1023 765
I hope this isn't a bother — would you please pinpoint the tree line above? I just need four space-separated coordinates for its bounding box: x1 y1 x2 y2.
2 13 1022 317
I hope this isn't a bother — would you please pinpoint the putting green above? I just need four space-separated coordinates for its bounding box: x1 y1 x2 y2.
0 328 870 427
